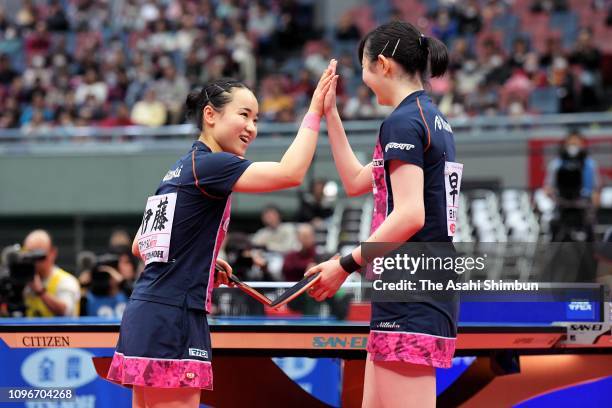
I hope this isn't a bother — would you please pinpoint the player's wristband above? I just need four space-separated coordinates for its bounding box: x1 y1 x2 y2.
339 253 361 274
300 112 321 132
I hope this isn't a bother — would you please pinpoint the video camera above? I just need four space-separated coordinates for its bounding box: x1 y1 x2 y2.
0 245 47 316
90 253 120 297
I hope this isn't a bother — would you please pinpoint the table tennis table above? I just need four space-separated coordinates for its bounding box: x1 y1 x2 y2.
1 284 611 407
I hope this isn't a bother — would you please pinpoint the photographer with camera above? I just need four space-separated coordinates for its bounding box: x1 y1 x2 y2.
544 129 601 241
82 254 128 318
22 230 81 317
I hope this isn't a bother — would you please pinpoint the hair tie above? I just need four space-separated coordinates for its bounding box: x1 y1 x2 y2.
204 89 210 101
419 34 428 49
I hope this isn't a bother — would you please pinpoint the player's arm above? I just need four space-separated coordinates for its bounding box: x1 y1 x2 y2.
234 61 338 193
349 160 424 264
306 161 424 301
131 228 140 258
325 109 373 197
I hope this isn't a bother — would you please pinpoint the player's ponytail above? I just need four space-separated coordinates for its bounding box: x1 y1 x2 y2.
185 78 250 131
426 36 448 78
358 21 448 82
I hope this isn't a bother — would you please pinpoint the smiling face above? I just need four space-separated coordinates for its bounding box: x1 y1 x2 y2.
362 52 393 106
204 88 259 156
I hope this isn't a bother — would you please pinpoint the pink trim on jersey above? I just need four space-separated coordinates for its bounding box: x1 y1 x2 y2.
370 140 389 233
367 330 455 368
205 197 232 312
367 140 389 280
106 351 213 389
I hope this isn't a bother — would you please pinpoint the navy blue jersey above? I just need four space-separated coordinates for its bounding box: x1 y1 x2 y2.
131 141 251 311
371 90 461 242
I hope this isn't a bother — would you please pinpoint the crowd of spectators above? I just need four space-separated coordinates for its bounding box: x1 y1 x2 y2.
0 0 609 136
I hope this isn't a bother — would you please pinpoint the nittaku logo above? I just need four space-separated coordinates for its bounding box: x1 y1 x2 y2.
377 322 400 329
163 165 182 182
188 348 209 359
434 115 452 132
385 143 415 152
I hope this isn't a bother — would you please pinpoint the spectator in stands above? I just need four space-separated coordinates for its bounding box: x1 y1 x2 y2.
282 223 317 281
0 54 17 85
540 36 564 70
248 2 276 55
19 90 53 126
154 65 190 124
569 28 603 111
252 205 299 254
22 230 81 317
457 0 482 36
456 58 484 96
46 0 69 32
21 109 52 135
432 8 459 46
261 79 294 121
130 87 168 127
99 103 134 128
25 21 51 58
75 68 108 105
305 41 333 77
299 179 335 223
16 0 37 30
508 37 529 70
343 85 384 119
335 14 361 42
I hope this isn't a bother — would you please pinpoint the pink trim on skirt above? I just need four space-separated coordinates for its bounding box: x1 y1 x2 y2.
106 352 213 389
367 330 456 368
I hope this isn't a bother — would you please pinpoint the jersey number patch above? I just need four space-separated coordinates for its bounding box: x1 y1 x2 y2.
444 162 463 236
138 192 177 265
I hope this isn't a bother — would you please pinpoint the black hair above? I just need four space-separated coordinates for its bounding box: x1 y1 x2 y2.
358 21 448 81
185 78 250 131
565 127 583 140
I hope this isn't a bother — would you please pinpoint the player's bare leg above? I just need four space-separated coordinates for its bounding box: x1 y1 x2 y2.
362 353 436 408
132 385 146 408
142 387 200 408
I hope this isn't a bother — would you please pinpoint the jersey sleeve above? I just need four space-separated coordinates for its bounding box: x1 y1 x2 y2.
193 152 252 197
380 117 426 168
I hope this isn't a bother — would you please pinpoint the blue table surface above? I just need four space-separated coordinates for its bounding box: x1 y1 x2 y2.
0 300 602 327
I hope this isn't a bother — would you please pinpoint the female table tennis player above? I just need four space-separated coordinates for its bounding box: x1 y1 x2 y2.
106 61 338 407
306 22 461 407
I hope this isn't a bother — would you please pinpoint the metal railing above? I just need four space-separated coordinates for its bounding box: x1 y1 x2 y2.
1 112 611 149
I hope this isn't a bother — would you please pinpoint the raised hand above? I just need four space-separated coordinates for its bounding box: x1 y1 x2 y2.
308 59 338 116
323 66 339 117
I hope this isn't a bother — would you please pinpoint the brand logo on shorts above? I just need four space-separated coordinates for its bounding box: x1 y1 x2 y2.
189 348 209 359
377 321 401 329
185 372 196 379
385 143 415 153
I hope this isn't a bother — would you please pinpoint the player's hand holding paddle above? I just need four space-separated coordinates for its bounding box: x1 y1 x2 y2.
304 254 348 302
214 258 233 288
308 59 338 116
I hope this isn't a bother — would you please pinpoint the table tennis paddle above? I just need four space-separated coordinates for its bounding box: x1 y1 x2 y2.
215 264 321 309
269 272 321 308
